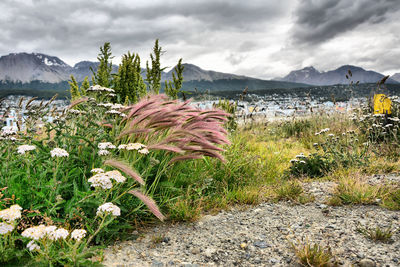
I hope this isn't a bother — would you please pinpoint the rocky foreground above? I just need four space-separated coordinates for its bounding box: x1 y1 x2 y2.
103 177 400 267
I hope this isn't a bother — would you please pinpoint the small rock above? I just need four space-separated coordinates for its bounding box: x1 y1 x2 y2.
270 258 278 264
190 248 200 255
359 259 376 267
254 241 269 248
151 259 164 267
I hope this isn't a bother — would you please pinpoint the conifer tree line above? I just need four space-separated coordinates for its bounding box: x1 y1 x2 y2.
69 39 185 102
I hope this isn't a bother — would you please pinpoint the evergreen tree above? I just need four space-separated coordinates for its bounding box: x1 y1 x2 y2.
114 52 146 103
92 42 113 87
146 39 166 94
81 76 90 95
165 59 184 99
68 75 80 100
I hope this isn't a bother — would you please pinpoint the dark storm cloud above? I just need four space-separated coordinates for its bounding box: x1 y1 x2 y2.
291 0 400 45
0 0 289 65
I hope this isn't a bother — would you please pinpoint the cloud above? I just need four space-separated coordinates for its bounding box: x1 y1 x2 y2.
0 0 399 79
290 0 400 46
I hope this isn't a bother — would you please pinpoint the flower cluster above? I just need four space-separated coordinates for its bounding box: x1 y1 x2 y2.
98 142 116 156
27 240 40 252
71 229 86 241
17 144 36 155
50 148 69 158
118 143 149 154
315 128 330 136
0 222 14 234
87 85 115 93
0 204 22 222
2 126 17 136
96 202 120 217
88 170 127 189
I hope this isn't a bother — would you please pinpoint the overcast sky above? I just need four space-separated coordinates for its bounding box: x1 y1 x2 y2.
1 0 399 79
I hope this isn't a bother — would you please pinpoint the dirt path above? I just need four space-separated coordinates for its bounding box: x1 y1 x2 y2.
102 179 400 267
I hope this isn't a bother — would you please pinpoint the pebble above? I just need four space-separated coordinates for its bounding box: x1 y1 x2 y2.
358 258 376 267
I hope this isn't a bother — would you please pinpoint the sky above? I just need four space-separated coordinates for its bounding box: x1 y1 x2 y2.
0 0 399 79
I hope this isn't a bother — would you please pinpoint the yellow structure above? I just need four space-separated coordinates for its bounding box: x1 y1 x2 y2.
373 94 392 115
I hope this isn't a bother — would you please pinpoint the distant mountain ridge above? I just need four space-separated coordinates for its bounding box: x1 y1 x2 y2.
280 65 398 85
0 52 311 93
0 52 397 92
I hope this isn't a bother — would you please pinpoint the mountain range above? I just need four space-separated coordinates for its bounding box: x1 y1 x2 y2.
280 65 399 85
0 52 399 90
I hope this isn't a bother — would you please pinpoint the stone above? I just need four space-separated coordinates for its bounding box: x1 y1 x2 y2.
359 259 376 267
254 241 269 248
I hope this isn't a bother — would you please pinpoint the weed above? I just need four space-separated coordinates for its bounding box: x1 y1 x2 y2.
356 224 393 243
273 181 314 204
328 178 386 206
290 237 337 267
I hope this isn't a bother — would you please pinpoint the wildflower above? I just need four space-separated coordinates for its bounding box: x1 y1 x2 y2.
97 103 114 108
105 170 126 183
67 109 85 114
48 228 69 240
315 132 320 136
313 143 318 146
71 229 86 241
300 160 306 164
98 149 110 156
118 144 127 150
126 143 146 150
44 226 57 235
0 204 22 222
87 85 115 93
320 128 330 133
111 104 125 110
120 113 127 118
88 173 113 189
21 225 46 240
0 222 14 234
17 144 36 155
389 117 400 122
98 142 116 149
50 148 69 158
96 202 120 217
290 159 299 163
2 126 17 136
138 148 149 154
27 240 40 252
295 153 306 159
91 168 104 174
328 134 334 137
106 110 121 115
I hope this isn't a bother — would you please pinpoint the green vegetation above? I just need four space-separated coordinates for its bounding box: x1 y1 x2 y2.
356 224 394 243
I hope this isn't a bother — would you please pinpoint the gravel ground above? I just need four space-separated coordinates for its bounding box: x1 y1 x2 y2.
102 181 400 267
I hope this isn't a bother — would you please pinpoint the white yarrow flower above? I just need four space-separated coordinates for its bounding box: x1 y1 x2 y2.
0 204 22 222
71 229 86 241
97 202 120 217
98 142 115 149
21 225 47 240
50 148 69 158
91 168 105 174
17 145 36 155
98 149 110 156
88 174 113 189
0 222 14 234
126 143 146 150
27 240 40 252
138 148 149 154
48 228 69 240
105 170 126 183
